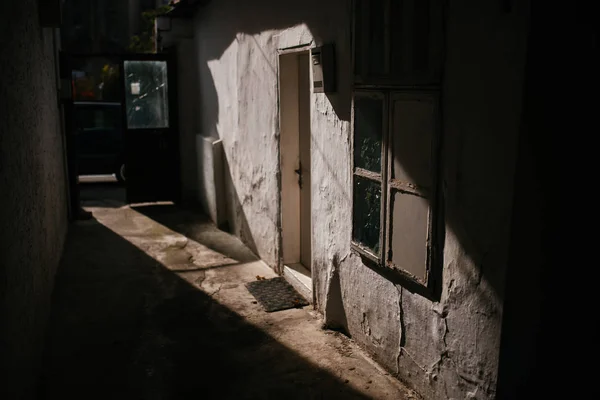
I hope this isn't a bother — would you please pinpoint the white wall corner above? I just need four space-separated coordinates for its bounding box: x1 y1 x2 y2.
274 25 314 51
212 138 227 229
196 135 226 228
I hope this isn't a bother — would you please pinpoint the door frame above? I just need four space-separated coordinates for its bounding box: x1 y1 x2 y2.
61 52 124 218
62 51 181 208
119 51 181 204
276 45 314 290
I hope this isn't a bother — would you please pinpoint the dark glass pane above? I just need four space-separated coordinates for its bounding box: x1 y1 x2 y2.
368 0 386 75
76 106 121 131
74 104 123 156
124 60 170 129
390 0 404 75
354 0 364 76
413 0 431 72
71 57 121 102
354 96 383 173
353 176 381 254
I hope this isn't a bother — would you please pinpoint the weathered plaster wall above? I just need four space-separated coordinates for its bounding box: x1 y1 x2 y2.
0 1 68 397
192 0 351 266
190 0 529 399
333 2 530 399
195 136 226 227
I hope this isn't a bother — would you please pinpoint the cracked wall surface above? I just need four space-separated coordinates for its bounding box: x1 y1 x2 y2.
192 0 352 269
0 1 68 397
189 0 530 398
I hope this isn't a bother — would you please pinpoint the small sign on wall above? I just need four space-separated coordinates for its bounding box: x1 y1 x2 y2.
311 44 336 93
130 82 141 95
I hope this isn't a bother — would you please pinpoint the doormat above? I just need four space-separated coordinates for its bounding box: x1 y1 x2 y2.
246 277 309 312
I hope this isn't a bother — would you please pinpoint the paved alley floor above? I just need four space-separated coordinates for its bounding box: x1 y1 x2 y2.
39 182 416 399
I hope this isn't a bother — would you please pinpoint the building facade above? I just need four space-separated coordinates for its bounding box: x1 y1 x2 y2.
159 0 532 398
61 0 165 54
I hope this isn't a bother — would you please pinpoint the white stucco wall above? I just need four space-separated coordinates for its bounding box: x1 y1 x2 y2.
192 0 352 266
188 0 530 398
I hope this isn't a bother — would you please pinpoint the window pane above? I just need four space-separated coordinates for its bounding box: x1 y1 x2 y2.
368 0 386 75
389 190 429 281
74 105 123 155
354 95 383 173
124 60 170 129
90 108 120 130
389 0 444 84
71 57 121 102
354 0 364 76
391 96 434 188
413 0 431 72
390 0 405 75
75 105 121 131
353 176 381 254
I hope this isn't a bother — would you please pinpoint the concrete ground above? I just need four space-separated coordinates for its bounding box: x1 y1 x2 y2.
39 181 417 399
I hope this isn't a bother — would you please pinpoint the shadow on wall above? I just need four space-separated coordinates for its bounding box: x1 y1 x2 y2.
497 3 599 398
192 0 521 307
221 152 261 255
194 0 352 121
171 40 203 206
187 126 261 258
192 0 352 264
39 214 370 399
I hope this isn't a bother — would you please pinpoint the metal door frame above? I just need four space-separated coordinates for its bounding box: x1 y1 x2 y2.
119 51 180 203
61 51 180 207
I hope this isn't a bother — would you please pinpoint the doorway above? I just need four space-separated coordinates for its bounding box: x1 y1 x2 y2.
64 53 180 213
279 50 312 300
121 56 180 204
68 55 127 210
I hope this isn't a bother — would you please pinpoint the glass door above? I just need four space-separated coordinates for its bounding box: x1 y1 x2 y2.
121 55 180 203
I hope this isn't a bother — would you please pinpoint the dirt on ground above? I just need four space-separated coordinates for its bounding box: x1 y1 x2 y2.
38 182 416 399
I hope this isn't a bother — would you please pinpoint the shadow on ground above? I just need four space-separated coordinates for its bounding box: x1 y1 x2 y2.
132 204 259 264
38 213 368 399
79 180 126 208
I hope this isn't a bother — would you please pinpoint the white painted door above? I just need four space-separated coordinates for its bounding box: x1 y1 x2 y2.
297 53 311 271
279 51 311 272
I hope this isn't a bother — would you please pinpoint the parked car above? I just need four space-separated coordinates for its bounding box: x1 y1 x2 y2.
74 101 126 183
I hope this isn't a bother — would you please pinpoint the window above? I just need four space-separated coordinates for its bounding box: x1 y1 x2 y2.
353 0 444 86
352 0 444 295
352 92 440 287
352 93 385 255
124 60 170 129
75 105 121 132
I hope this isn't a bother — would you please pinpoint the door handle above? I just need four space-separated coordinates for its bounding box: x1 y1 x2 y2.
294 163 303 189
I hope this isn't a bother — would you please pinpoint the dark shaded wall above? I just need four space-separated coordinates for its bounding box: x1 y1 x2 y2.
62 0 130 53
497 1 598 398
0 1 68 397
61 0 157 53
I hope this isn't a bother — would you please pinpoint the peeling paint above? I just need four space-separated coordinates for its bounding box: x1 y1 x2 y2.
186 0 531 399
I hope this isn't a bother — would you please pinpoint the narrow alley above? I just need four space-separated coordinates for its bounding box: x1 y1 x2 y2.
2 1 596 399
38 183 414 399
